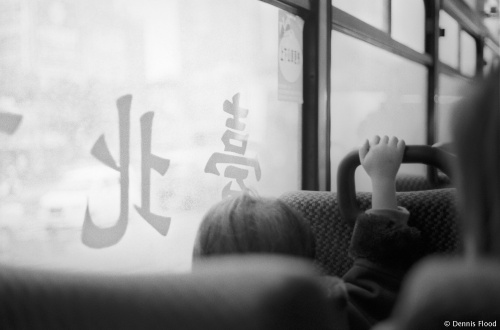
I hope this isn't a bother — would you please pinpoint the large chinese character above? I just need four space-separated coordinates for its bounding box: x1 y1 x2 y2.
205 93 261 199
82 95 170 249
223 94 248 131
0 112 23 135
134 112 171 235
205 153 261 180
0 112 23 200
82 95 131 248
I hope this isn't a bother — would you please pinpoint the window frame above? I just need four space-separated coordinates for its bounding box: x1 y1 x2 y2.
260 0 499 191
325 0 498 188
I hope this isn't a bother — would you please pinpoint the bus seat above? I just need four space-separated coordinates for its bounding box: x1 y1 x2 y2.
374 257 500 330
0 256 338 330
395 172 451 192
280 145 459 277
280 190 353 275
280 189 459 276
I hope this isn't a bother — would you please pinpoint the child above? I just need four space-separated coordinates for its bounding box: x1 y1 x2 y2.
194 135 422 330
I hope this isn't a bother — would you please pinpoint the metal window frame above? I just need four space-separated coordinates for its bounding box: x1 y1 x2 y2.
440 1 500 82
329 0 497 180
302 0 332 191
485 38 500 56
259 0 312 15
266 0 498 191
331 6 433 66
425 0 441 182
259 0 325 190
443 0 497 43
301 1 321 190
317 0 332 191
330 0 439 183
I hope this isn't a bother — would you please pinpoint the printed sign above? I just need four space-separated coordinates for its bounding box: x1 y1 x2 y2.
278 10 304 103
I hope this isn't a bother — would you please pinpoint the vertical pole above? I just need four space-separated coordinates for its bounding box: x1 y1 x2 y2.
425 0 440 183
302 5 320 190
317 0 332 191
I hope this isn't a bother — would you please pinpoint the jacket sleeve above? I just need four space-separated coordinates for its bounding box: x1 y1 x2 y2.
349 207 422 269
341 207 423 330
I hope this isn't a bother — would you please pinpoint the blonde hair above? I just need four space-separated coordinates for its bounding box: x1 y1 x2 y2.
194 193 315 259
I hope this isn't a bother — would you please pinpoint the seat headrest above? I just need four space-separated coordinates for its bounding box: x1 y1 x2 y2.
0 256 336 330
375 257 500 330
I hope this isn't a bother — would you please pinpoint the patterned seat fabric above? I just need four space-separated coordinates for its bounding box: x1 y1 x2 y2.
280 188 460 277
395 173 451 192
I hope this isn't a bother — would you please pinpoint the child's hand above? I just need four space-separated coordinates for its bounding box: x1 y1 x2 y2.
359 136 405 183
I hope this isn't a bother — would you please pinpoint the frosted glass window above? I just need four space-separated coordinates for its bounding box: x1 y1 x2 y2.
332 0 389 32
460 31 477 77
0 0 302 273
464 0 478 10
484 46 496 75
484 17 500 41
439 11 460 69
436 74 474 143
484 1 500 56
391 0 425 53
330 31 427 192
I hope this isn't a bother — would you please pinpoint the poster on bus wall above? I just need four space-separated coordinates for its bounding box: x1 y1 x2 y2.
278 10 304 104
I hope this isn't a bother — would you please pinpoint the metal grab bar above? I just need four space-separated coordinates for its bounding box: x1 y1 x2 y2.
337 145 455 225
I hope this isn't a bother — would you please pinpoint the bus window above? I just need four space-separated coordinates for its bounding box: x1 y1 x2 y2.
332 0 389 32
464 0 478 10
460 31 477 77
439 11 460 69
0 0 302 273
484 0 500 40
391 0 425 53
436 74 475 143
330 31 427 192
483 46 499 75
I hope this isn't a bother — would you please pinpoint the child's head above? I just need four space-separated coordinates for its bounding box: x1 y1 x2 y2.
193 193 315 259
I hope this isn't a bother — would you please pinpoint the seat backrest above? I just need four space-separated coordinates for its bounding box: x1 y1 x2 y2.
282 145 460 276
280 188 459 277
395 172 451 192
373 257 500 330
0 256 338 330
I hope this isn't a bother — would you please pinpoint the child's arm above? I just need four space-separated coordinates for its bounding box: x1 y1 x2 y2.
343 136 421 328
351 136 420 268
359 135 405 211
